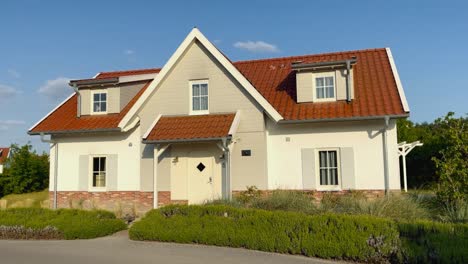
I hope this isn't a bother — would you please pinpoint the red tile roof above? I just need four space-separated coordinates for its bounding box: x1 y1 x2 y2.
96 68 161 79
30 48 407 134
144 114 236 142
233 48 406 120
29 81 151 134
0 147 10 164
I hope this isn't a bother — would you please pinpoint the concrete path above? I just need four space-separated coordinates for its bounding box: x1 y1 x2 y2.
0 231 343 264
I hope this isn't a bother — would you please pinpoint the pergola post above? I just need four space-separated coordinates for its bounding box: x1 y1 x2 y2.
398 141 423 192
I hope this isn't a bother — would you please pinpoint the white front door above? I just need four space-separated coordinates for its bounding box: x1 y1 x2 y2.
187 155 216 204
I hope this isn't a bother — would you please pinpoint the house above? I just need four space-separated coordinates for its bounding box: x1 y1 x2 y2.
0 147 10 174
28 28 409 213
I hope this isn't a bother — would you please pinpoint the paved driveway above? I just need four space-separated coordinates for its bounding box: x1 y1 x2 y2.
0 231 342 264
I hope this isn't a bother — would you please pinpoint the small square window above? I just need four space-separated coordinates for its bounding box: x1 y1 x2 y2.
92 92 107 113
190 81 209 114
315 76 335 100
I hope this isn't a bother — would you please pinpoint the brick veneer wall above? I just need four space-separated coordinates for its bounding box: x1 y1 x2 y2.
51 191 188 215
232 189 391 201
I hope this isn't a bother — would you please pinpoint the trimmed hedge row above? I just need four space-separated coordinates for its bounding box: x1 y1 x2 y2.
399 220 468 263
130 205 401 262
0 208 127 239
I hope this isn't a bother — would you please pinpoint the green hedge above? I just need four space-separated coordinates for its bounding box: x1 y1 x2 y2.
399 220 468 263
130 205 400 262
0 208 127 239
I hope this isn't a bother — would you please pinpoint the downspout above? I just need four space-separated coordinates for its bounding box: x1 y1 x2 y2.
71 84 81 118
382 116 390 194
40 133 58 209
345 60 352 103
221 137 231 200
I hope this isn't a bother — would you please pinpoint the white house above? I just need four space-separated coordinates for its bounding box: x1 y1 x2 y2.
29 29 409 213
0 147 10 174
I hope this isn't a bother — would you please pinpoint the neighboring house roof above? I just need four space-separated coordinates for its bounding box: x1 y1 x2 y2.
29 81 151 134
143 113 236 143
29 29 409 135
0 147 10 164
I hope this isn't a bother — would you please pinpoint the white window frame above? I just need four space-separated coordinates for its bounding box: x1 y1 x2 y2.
189 80 209 115
313 72 336 102
315 148 341 191
89 155 107 191
91 90 108 115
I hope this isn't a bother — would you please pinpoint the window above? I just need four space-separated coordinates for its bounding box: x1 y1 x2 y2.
318 150 339 187
315 76 335 100
92 92 107 113
190 80 208 114
92 157 106 188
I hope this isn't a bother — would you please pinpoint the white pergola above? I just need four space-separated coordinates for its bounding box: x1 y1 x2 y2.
398 141 423 192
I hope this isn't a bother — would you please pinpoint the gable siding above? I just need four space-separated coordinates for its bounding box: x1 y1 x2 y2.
138 40 268 191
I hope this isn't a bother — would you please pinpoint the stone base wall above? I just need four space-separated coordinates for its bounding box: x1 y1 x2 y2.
232 189 393 201
51 191 188 216
51 191 153 216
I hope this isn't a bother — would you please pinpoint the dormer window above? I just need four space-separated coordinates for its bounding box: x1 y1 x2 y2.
315 74 335 101
190 80 209 115
92 91 107 114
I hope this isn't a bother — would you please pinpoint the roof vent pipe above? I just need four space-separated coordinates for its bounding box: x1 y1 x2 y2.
345 60 352 103
71 84 81 118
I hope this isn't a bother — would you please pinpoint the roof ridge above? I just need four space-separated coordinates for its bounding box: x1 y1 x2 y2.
232 47 387 65
95 48 386 77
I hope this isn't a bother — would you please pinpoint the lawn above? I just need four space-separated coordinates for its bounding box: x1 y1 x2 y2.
0 208 127 239
0 190 49 209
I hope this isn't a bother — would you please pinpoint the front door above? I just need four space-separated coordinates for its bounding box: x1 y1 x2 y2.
188 155 215 204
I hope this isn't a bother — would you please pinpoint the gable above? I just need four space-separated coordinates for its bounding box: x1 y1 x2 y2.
138 40 265 134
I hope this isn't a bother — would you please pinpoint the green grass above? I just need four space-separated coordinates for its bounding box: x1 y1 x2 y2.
0 190 49 208
130 205 401 262
0 208 127 239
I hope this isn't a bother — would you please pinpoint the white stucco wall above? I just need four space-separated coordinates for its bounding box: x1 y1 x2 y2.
49 128 142 191
266 119 400 190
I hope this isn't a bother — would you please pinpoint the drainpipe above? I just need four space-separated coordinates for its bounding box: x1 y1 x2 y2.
382 116 390 194
345 60 352 103
71 84 81 118
221 137 231 200
41 133 58 209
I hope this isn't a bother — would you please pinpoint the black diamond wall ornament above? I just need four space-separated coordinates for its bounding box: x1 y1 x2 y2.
197 162 206 172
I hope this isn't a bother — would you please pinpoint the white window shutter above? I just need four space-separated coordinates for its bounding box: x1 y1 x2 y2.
340 147 355 189
78 155 89 191
301 148 316 190
106 155 118 191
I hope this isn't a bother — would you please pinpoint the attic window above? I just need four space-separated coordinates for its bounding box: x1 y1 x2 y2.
313 72 336 102
92 91 107 114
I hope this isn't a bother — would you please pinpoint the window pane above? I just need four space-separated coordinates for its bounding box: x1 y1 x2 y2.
329 151 337 167
325 77 334 86
200 96 208 110
316 77 324 87
99 157 106 171
330 169 338 185
94 94 100 101
94 172 105 187
327 86 334 98
99 102 106 112
192 84 200 96
320 169 328 185
200 84 208 96
101 93 107 101
93 157 99 171
317 87 324 99
319 151 327 167
193 97 200 110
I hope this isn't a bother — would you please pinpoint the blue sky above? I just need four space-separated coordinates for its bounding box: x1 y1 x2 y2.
0 0 467 152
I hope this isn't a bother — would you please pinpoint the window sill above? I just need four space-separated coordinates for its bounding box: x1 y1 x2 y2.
189 110 209 115
316 186 342 192
88 187 107 192
313 98 337 103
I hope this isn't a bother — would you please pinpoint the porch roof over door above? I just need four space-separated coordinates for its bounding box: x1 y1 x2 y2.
142 112 239 144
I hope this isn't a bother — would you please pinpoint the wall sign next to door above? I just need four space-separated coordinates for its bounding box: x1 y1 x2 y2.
241 150 251 156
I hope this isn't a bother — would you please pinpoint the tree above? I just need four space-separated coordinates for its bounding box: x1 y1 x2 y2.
431 112 468 203
0 143 49 197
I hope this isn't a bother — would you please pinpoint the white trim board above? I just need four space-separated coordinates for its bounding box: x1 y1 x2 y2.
386 48 410 113
118 28 283 129
143 114 162 140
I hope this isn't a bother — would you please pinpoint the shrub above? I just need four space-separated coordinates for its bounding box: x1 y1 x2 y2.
0 208 126 239
250 190 318 214
399 220 468 263
130 205 400 262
